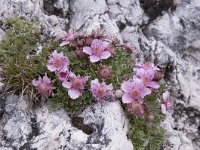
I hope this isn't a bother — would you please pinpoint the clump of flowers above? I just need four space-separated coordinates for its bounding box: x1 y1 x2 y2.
32 29 173 150
0 18 173 150
121 62 172 118
31 29 172 121
30 29 133 104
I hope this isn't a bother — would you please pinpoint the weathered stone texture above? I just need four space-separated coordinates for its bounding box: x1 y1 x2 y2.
0 0 200 149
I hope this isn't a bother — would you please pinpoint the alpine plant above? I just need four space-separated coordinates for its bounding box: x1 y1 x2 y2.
31 30 172 117
1 18 173 150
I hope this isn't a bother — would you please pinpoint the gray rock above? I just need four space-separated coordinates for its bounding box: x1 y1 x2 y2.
143 1 200 148
0 0 200 149
0 96 133 150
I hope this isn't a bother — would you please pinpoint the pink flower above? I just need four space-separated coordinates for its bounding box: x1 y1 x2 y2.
83 39 111 63
62 73 88 99
135 69 160 89
32 75 52 96
134 62 159 74
57 31 76 46
90 79 113 101
47 50 69 72
57 67 69 82
121 78 151 103
161 91 172 114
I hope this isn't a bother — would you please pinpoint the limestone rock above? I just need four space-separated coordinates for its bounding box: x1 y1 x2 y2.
0 0 200 149
0 95 133 150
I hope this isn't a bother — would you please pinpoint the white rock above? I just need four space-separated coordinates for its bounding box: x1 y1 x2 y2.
0 0 200 149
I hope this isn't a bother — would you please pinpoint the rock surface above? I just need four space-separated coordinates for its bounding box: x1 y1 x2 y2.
0 95 133 150
0 0 200 150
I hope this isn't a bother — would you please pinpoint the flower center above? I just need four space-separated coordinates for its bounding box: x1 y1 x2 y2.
39 83 46 92
60 72 67 78
53 58 62 68
97 87 105 97
73 79 82 89
100 69 111 78
93 47 102 56
131 89 139 97
143 63 152 70
142 76 149 86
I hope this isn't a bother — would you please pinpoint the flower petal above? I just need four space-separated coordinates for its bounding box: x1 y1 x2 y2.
68 89 81 99
91 79 99 90
42 75 51 84
107 83 113 91
141 87 151 98
32 79 40 87
147 81 160 89
47 64 57 72
121 81 132 93
90 55 100 63
100 51 111 59
91 39 102 49
60 41 69 47
163 91 170 102
102 41 109 49
62 81 72 89
83 47 92 55
161 104 167 114
122 94 133 103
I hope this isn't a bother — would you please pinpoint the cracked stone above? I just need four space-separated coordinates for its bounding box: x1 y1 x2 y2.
0 0 199 149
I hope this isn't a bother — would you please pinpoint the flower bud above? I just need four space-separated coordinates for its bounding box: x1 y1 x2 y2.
96 65 112 80
128 102 144 117
75 49 86 58
85 37 93 45
115 89 123 98
146 113 154 122
106 44 116 56
76 39 85 47
143 103 151 111
123 42 135 53
153 70 163 81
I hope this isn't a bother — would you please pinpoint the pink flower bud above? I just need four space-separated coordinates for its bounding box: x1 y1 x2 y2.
123 42 135 53
127 102 145 117
96 65 112 80
75 49 86 58
146 113 154 122
153 70 163 81
85 37 93 45
76 39 85 47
